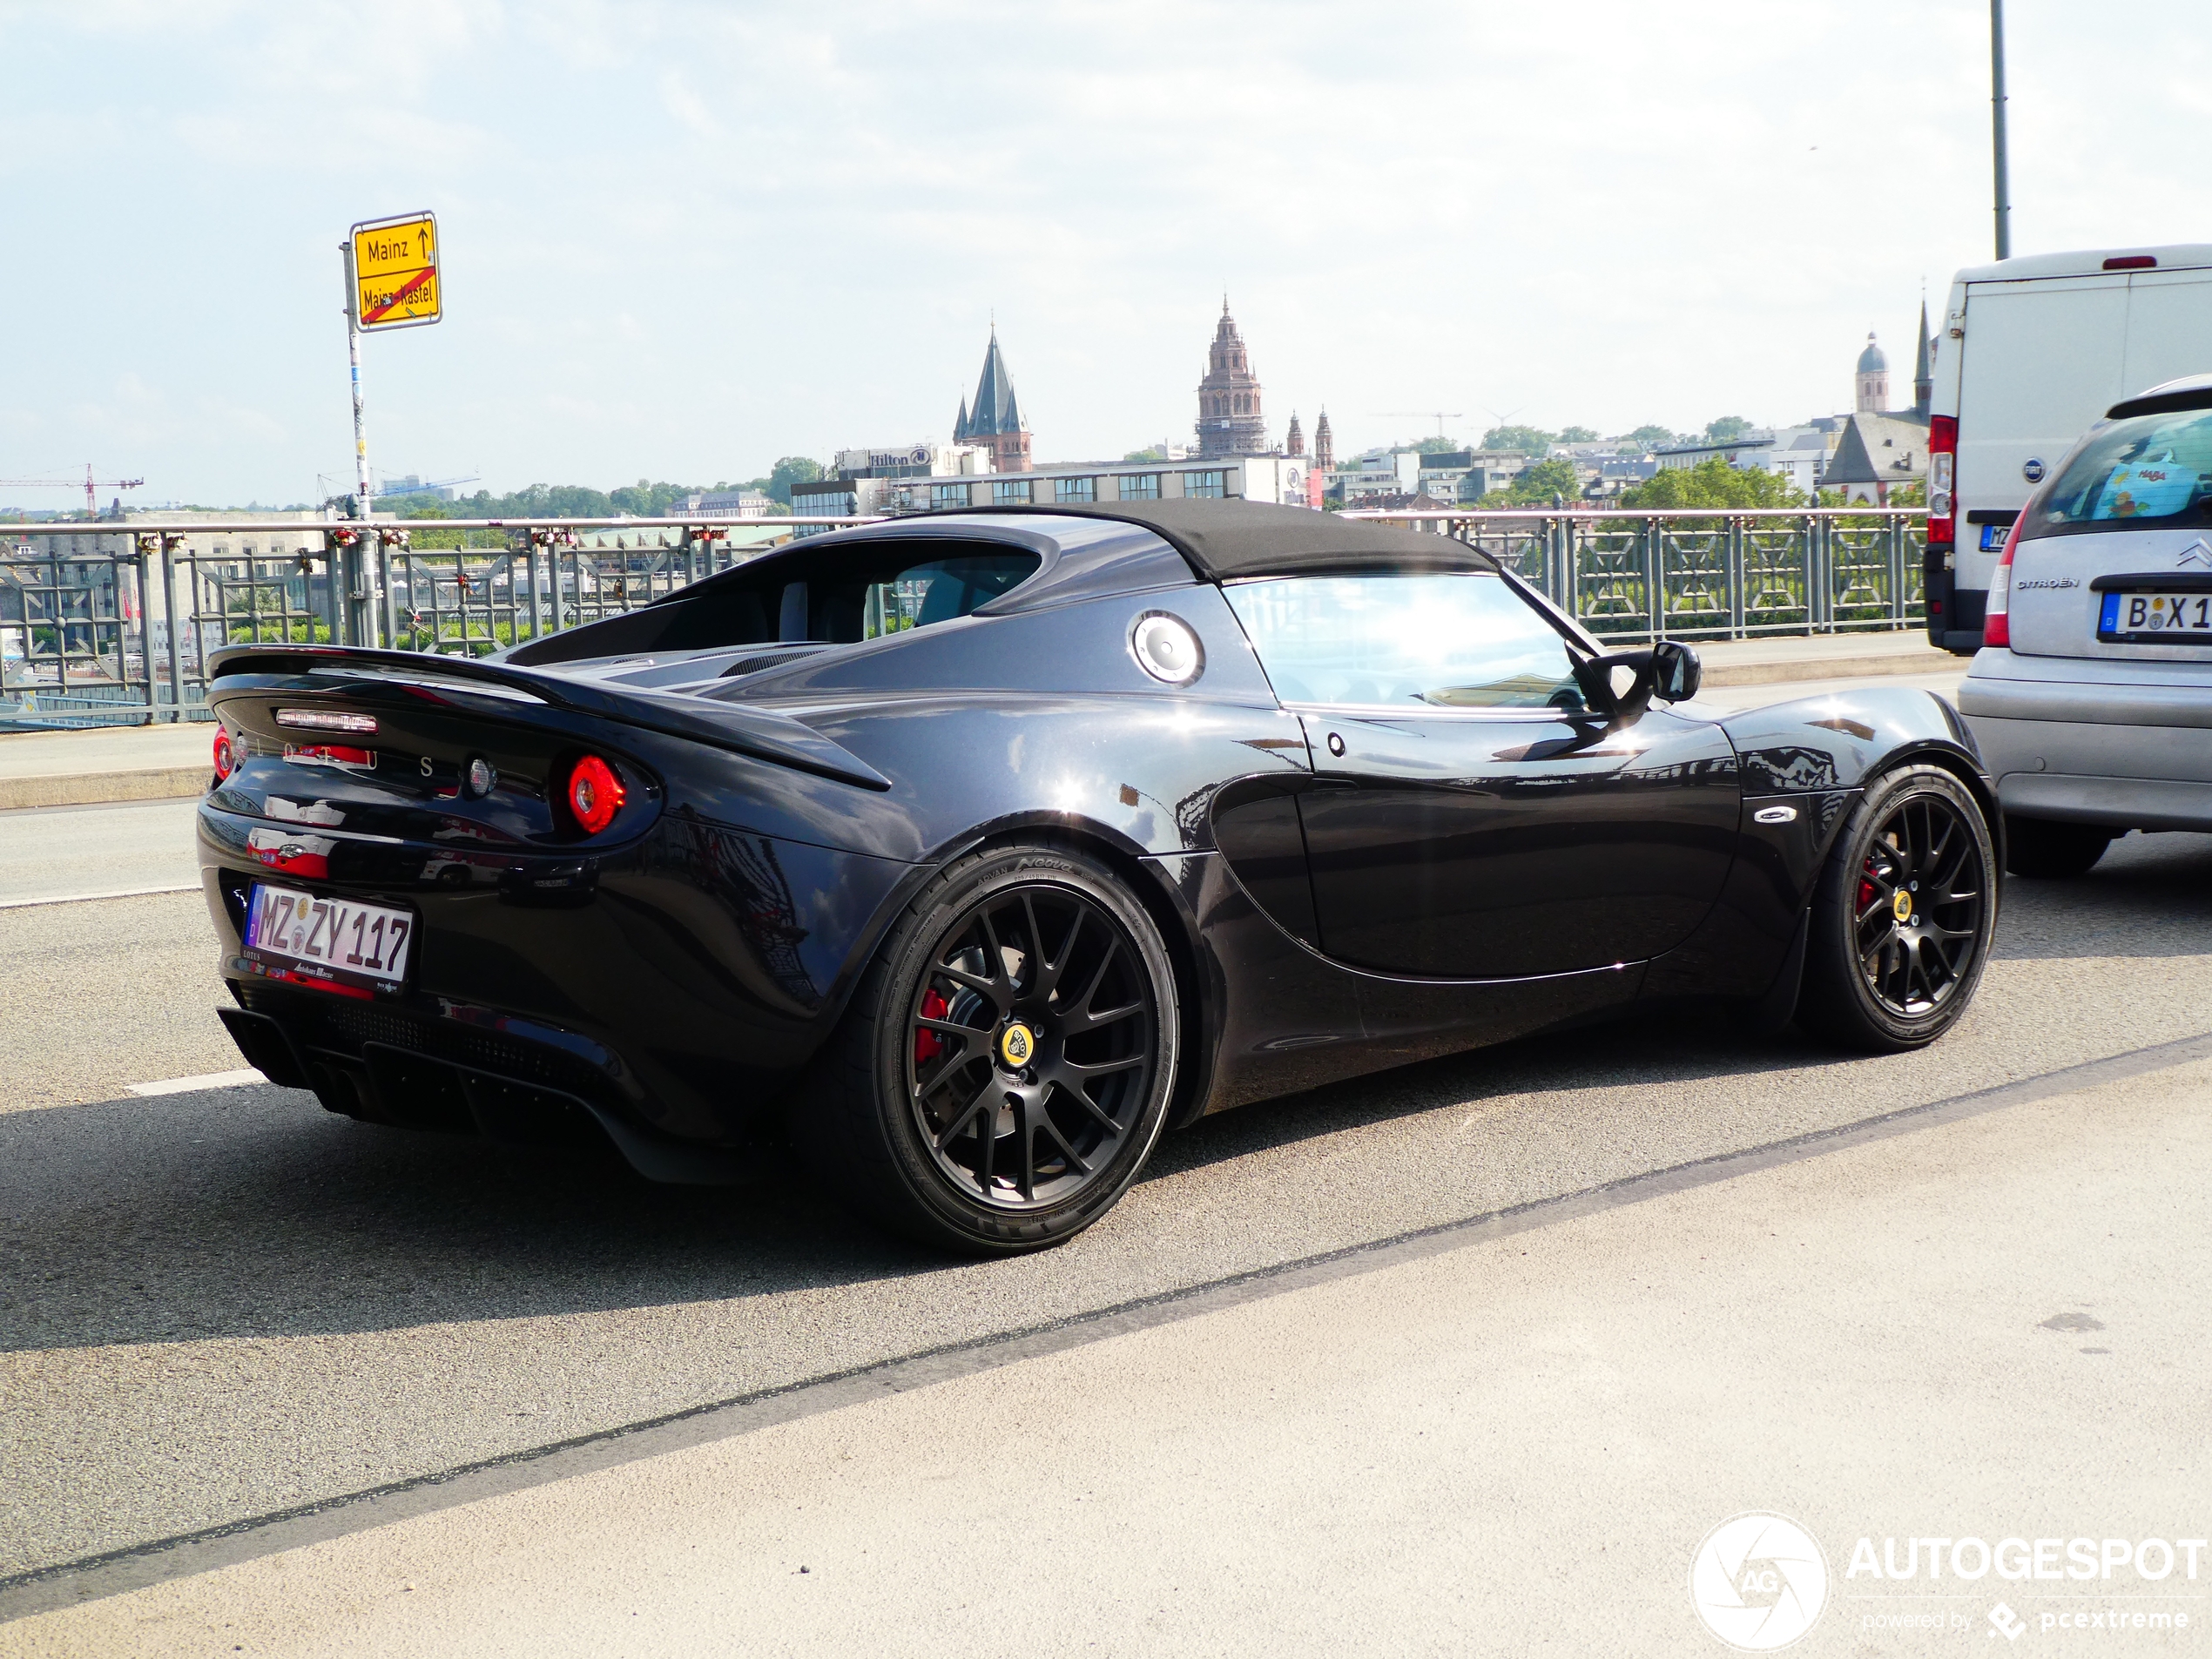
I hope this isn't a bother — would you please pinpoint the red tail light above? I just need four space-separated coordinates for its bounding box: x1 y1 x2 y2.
1982 515 2024 649
212 730 235 781
565 754 626 834
1927 414 1957 546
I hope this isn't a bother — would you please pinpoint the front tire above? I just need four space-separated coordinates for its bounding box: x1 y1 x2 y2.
791 843 1180 1254
1796 765 1997 1053
2003 814 2113 879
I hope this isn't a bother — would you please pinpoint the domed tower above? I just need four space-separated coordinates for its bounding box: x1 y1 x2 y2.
1856 332 1891 414
1286 411 1305 457
1313 408 1334 472
1196 298 1269 457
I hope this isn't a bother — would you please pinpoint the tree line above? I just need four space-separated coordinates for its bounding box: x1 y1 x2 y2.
381 457 829 521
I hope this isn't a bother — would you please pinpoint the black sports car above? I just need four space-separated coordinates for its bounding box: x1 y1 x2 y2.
198 502 2000 1251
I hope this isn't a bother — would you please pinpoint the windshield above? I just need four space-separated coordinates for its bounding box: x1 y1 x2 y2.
2033 408 2212 535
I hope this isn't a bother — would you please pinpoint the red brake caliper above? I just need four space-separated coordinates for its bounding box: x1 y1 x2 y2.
915 988 949 1067
1858 861 1879 914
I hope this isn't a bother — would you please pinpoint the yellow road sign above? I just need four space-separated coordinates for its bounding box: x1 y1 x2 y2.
350 212 441 331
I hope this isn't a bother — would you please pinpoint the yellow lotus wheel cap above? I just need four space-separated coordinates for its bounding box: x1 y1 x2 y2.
1892 889 1913 923
999 1022 1035 1068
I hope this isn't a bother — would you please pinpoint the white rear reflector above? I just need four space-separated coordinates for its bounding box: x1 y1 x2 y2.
276 709 379 733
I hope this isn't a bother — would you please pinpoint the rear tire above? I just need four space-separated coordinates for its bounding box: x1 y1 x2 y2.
1796 765 1997 1053
789 842 1180 1255
2003 814 2113 879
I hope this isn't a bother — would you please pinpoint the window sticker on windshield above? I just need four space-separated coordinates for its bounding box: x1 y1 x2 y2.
2094 459 2197 519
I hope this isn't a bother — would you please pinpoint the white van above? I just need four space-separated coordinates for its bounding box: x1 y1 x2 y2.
1924 244 2212 653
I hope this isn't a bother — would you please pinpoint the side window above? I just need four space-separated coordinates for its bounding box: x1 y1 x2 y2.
1223 572 1584 711
859 556 1038 638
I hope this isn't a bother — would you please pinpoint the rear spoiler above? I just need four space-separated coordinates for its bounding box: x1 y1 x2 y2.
206 644 893 792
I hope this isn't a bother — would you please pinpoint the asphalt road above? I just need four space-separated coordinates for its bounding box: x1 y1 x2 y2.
5 837 2211 1561
3 711 2209 1651
13 1046 2208 1657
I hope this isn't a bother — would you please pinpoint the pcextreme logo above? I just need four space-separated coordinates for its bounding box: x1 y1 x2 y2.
1689 1513 1830 1650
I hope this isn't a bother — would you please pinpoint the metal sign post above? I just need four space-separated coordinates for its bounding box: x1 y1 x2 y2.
1990 0 2012 260
341 239 374 644
341 210 442 649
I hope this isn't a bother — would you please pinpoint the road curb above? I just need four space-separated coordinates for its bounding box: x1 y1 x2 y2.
0 768 209 811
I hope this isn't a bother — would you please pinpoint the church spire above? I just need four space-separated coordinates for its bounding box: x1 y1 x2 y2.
960 326 1032 471
1912 295 1933 417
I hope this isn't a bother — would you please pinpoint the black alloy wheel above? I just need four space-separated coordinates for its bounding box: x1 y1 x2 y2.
793 843 1180 1254
1797 764 1998 1052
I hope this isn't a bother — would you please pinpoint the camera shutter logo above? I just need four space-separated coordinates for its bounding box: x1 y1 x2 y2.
1689 1513 1829 1650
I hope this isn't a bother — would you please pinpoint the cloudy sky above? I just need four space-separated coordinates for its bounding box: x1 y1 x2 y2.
2 0 2207 507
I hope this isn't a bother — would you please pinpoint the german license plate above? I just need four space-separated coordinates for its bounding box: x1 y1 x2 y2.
2098 590 2212 643
245 883 415 995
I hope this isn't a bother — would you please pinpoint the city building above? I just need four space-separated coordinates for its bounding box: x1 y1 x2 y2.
375 473 477 502
1750 425 1838 495
1330 450 1420 502
790 442 995 522
671 488 775 517
1196 300 1270 457
1325 447 1535 506
951 327 1032 473
1821 414 1928 505
1828 306 1934 502
879 454 1311 515
1655 434 1777 472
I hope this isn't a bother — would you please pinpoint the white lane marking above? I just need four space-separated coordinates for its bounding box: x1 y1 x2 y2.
0 884 199 910
127 1069 267 1096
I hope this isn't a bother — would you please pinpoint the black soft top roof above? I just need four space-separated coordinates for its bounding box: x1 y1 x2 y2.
955 499 1500 581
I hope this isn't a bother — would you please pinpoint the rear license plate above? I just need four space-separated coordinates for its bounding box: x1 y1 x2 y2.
1979 523 2009 551
2098 591 2212 643
245 883 415 996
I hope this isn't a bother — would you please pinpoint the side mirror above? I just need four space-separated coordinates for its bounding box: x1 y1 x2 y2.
1570 640 1703 721
1651 639 1702 703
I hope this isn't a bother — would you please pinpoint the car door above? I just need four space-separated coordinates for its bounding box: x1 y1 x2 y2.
1222 570 1742 980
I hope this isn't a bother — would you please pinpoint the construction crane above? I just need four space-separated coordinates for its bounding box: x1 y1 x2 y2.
0 464 145 516
1371 411 1465 442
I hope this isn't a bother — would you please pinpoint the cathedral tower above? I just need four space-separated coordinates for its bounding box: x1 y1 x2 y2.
1286 412 1305 457
1196 299 1269 457
952 326 1032 472
1312 408 1334 472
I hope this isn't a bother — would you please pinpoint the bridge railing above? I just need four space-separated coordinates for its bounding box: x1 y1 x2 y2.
0 515 872 727
1340 507 1927 642
4 505 1930 728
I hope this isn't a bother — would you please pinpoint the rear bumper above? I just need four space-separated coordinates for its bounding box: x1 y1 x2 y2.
216 989 753 1184
198 799 919 1168
1956 671 2212 830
